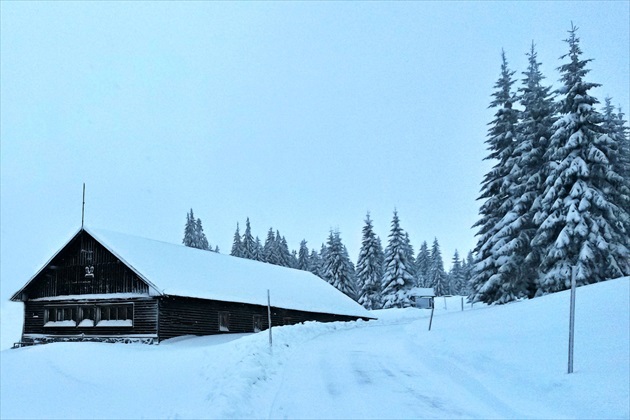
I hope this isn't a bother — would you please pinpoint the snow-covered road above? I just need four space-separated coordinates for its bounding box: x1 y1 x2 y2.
268 323 476 419
265 320 560 419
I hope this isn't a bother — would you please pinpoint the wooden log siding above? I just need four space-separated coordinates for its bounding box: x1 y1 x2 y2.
22 298 158 341
157 295 364 341
21 232 148 300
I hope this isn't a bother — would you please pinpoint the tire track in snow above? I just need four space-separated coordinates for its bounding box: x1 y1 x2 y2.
266 323 481 419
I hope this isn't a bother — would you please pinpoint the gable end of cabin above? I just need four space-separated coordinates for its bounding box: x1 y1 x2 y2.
12 229 159 346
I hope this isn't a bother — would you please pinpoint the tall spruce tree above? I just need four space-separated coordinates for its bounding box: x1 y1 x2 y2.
429 238 448 296
322 231 357 299
230 223 244 257
473 44 556 303
415 241 431 287
470 50 521 303
381 211 415 308
194 218 210 251
448 250 466 295
601 99 630 245
314 245 329 280
253 236 263 261
262 228 280 265
297 240 311 271
308 248 323 278
183 209 196 248
277 233 295 268
319 243 328 272
241 218 257 260
461 251 475 297
532 24 630 293
514 43 558 297
343 245 358 299
356 213 384 310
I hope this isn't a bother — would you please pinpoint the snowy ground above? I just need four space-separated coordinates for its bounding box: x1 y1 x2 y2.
1 278 628 419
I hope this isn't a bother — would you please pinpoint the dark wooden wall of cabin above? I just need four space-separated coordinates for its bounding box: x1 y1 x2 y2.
22 298 158 339
21 231 148 299
158 295 363 341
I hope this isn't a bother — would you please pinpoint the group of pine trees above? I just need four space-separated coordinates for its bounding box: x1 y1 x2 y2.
182 208 474 310
356 212 474 309
225 212 474 309
229 218 299 267
470 25 629 305
182 209 219 252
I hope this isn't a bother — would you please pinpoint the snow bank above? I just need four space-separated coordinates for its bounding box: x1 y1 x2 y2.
0 303 22 350
1 278 627 419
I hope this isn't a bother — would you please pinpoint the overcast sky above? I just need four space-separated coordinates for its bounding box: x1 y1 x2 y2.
1 1 628 300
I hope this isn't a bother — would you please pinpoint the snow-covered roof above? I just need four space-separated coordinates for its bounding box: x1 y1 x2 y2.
15 226 371 319
409 287 435 297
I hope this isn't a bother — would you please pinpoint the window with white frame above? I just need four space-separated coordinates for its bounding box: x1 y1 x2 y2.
78 306 96 327
96 304 133 327
44 306 77 327
44 304 134 328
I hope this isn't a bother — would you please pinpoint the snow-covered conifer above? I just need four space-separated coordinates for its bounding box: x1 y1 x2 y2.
297 240 311 271
253 236 263 261
308 248 324 279
183 209 196 248
241 218 257 260
322 231 357 299
448 250 466 295
262 228 280 265
602 100 630 249
429 238 448 296
381 211 416 308
194 218 210 251
415 241 431 287
230 223 244 257
461 250 475 297
342 244 358 299
277 233 295 268
616 107 630 182
356 213 384 310
319 243 328 270
473 44 556 303
532 24 630 293
470 50 521 303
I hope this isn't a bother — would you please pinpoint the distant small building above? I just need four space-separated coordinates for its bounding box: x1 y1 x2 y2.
409 287 435 309
10 227 373 346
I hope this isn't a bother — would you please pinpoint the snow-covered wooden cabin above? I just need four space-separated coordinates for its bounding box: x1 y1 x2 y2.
409 287 436 309
10 227 372 346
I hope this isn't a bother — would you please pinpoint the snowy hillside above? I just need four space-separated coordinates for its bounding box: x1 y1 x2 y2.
1 278 628 419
